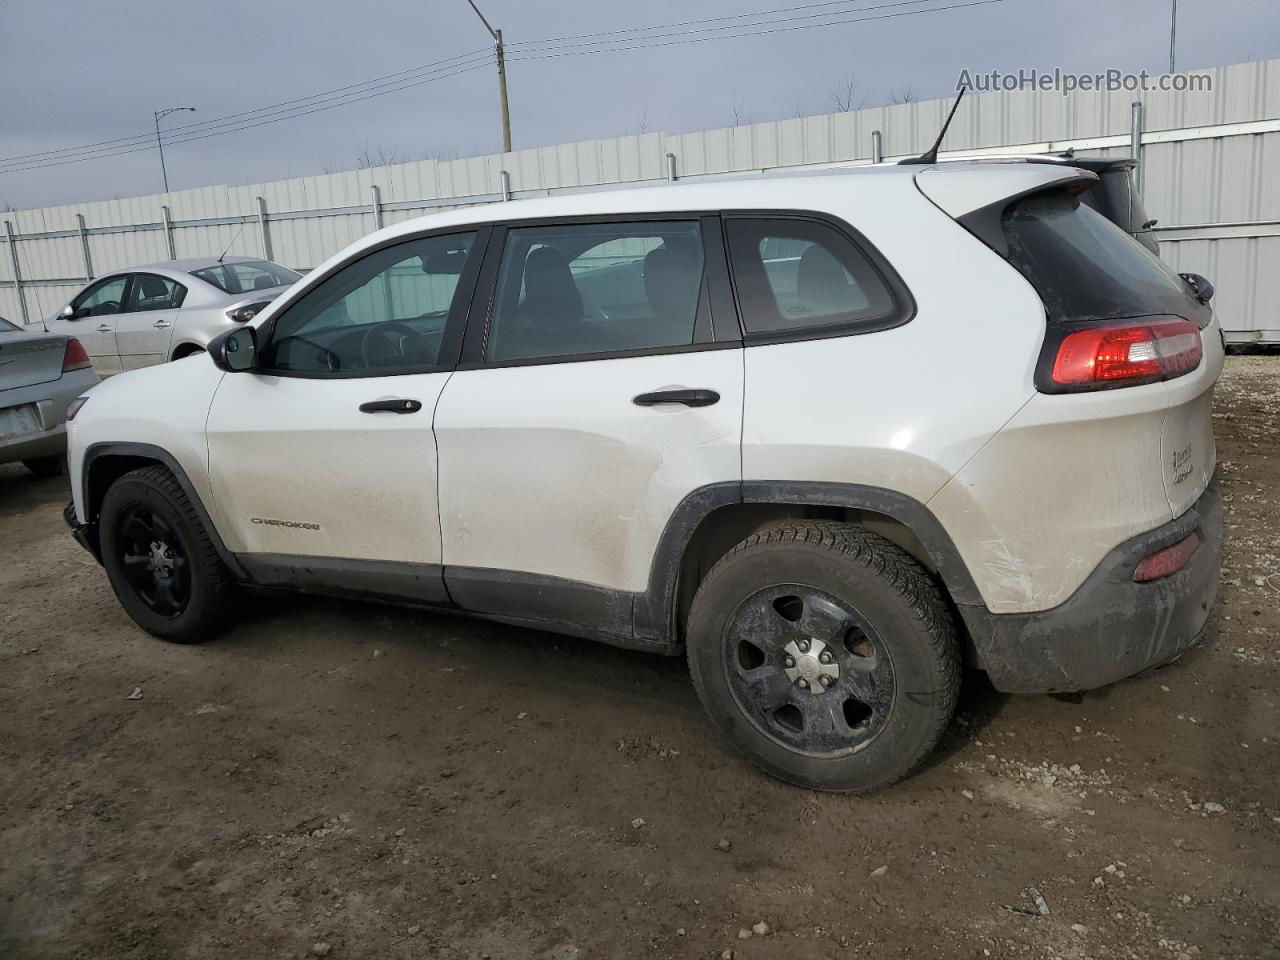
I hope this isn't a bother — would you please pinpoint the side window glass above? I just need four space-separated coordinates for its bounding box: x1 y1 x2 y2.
126 274 185 312
725 218 897 335
262 232 475 375
487 221 704 363
73 276 128 317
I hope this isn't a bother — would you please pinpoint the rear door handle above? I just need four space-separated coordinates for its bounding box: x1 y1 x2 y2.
632 388 720 407
359 398 422 414
96 323 113 333
152 320 173 328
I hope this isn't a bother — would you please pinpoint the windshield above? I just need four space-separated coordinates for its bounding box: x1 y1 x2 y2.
191 260 300 296
1001 189 1204 325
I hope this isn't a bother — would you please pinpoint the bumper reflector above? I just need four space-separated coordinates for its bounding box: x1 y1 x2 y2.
1134 533 1199 583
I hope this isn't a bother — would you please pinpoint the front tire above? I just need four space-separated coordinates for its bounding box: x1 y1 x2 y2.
686 521 960 791
99 465 236 643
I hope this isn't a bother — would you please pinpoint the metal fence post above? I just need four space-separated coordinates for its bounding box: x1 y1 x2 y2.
256 197 273 262
499 170 512 201
1130 101 1145 193
370 185 384 229
161 205 177 260
76 213 94 279
871 130 884 164
4 220 29 326
666 152 677 182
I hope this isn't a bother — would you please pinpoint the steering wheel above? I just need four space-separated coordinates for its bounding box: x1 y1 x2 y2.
360 321 422 368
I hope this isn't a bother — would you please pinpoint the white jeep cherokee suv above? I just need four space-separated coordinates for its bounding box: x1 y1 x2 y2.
63 162 1224 791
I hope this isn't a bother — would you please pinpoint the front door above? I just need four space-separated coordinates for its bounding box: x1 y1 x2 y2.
434 217 743 632
50 275 129 376
115 272 185 369
205 228 486 600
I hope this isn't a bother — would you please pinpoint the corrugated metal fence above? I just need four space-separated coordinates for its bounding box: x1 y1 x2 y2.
3 57 1278 341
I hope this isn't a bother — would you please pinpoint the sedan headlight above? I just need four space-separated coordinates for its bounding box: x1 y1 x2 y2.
226 301 272 323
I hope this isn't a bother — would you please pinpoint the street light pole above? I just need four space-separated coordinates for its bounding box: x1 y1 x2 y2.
463 0 512 153
1169 0 1178 74
154 106 197 193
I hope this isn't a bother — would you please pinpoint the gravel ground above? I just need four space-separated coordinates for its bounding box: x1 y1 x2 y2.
1 356 1276 960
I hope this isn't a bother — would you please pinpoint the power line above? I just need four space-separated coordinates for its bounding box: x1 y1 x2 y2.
1 0 1004 176
505 0 942 51
0 61 492 175
507 0 1006 62
0 47 492 166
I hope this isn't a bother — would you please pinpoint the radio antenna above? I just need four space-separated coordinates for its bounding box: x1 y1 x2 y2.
900 86 967 165
216 223 245 263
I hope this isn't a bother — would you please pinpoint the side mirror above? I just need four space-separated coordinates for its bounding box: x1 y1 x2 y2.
60 304 77 320
1180 272 1215 304
209 326 258 372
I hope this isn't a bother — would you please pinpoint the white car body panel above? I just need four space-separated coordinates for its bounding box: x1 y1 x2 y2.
66 163 1221 623
204 370 450 563
435 350 744 592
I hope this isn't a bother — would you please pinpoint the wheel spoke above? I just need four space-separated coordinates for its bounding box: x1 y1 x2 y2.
798 594 853 645
731 593 797 654
799 693 851 738
151 512 174 540
120 514 154 546
739 665 795 712
154 577 179 611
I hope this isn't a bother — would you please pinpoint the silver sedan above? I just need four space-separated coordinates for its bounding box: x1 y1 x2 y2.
0 315 100 475
45 256 300 376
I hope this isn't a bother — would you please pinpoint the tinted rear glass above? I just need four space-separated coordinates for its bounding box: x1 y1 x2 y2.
191 260 300 295
0 316 19 332
1001 190 1202 325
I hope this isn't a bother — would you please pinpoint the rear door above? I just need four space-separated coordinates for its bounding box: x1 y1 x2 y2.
115 272 186 369
48 275 128 376
205 229 486 596
433 215 743 636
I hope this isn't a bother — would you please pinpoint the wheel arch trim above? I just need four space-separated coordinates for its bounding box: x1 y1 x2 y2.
80 441 247 579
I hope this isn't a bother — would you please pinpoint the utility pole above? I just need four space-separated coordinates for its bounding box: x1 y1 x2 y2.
154 106 196 193
1169 0 1177 74
464 0 512 153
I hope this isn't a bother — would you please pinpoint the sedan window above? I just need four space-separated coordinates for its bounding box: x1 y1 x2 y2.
71 276 129 317
126 274 186 312
191 260 300 295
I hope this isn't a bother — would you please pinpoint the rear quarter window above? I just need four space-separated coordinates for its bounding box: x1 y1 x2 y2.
724 216 908 338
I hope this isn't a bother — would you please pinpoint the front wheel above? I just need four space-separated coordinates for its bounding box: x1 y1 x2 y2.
99 465 236 643
686 521 960 791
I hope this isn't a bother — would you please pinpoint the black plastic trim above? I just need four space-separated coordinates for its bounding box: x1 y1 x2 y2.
238 554 451 605
78 441 247 578
954 174 1097 258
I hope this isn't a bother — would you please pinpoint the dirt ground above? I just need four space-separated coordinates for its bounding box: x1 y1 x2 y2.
1 357 1276 960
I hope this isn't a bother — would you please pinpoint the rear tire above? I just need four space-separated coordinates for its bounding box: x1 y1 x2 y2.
23 456 64 478
99 465 236 643
686 521 960 791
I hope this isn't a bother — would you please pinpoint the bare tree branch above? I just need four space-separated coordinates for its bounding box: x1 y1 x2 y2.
829 73 866 113
889 83 917 105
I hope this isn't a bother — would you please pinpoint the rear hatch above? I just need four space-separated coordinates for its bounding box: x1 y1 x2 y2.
0 330 67 392
920 166 1220 520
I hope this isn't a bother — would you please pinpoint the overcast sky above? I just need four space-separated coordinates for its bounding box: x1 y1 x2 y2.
2 0 1278 210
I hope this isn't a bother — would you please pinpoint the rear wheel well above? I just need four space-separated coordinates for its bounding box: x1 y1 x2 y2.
675 502 967 652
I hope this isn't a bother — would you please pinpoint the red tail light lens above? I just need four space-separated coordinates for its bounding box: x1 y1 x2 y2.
1134 533 1199 582
62 338 91 372
1045 318 1202 391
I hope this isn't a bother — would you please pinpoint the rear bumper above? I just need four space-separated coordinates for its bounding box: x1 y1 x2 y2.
966 475 1222 693
64 500 101 563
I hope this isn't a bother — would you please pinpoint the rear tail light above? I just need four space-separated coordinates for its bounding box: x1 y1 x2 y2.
1134 533 1199 582
226 300 272 323
62 338 91 372
1039 318 1203 392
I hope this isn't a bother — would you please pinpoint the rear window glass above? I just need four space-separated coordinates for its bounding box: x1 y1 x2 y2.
1001 190 1202 325
0 316 19 332
192 260 300 295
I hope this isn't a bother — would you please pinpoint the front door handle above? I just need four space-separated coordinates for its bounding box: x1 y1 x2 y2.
96 323 113 333
633 388 720 408
152 320 173 328
359 398 422 414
